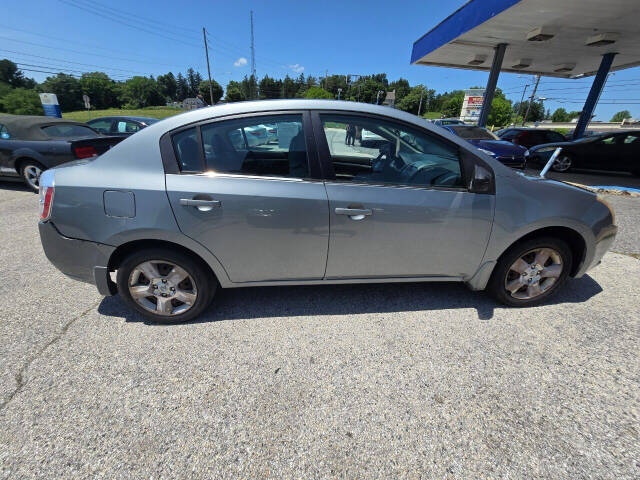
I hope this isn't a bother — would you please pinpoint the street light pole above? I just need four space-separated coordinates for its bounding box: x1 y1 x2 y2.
337 88 342 100
418 91 424 116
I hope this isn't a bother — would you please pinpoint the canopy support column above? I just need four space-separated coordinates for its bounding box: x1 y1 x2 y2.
477 43 507 127
574 52 616 139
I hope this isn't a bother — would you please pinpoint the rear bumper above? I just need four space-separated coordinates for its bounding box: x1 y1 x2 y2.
38 221 117 296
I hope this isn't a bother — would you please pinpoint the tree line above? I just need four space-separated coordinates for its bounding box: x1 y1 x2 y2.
0 59 633 126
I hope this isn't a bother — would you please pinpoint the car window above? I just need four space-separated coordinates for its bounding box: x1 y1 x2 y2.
623 134 639 144
200 114 308 178
0 124 10 139
41 124 97 138
320 114 463 189
88 119 112 134
448 126 498 140
117 121 141 133
545 131 565 143
172 128 202 172
600 136 617 145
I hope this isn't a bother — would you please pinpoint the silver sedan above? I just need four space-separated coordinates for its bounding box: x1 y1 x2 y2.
38 100 617 323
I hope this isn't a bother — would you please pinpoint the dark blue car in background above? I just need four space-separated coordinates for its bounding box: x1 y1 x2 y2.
443 125 527 169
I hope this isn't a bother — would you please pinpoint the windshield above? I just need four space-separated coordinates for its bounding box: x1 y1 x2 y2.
41 124 98 138
449 126 498 140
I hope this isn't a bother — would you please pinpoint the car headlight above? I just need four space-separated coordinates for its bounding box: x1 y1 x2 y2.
477 148 495 156
597 195 616 224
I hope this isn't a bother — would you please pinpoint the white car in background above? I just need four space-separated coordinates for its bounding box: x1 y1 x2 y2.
360 129 386 147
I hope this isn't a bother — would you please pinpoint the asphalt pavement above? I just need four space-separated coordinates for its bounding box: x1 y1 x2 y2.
0 181 638 479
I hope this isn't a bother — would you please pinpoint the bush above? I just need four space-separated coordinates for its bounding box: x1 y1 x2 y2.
0 88 42 115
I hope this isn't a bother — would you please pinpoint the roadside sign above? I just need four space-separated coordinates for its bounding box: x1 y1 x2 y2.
83 94 90 110
39 93 62 118
460 89 485 123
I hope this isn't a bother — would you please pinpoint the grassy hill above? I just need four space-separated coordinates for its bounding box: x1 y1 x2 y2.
63 106 183 122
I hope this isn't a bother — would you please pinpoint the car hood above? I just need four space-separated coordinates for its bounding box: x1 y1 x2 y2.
466 139 527 155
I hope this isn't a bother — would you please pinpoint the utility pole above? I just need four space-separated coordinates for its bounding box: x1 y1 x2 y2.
522 75 540 126
202 28 214 105
337 88 342 100
418 90 424 116
515 84 529 122
250 10 256 98
324 69 328 90
376 90 383 105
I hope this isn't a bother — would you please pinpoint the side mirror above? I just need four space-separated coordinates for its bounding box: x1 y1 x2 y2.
469 164 493 193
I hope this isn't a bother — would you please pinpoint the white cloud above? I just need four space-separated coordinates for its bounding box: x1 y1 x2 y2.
288 64 305 73
234 57 248 67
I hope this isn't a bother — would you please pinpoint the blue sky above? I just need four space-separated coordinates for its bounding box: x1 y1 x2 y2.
3 0 639 120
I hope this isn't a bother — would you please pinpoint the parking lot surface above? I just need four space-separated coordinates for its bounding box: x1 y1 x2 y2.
0 182 638 479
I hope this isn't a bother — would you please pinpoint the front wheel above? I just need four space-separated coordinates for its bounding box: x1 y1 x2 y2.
551 154 572 172
19 160 46 192
116 248 216 323
488 237 573 307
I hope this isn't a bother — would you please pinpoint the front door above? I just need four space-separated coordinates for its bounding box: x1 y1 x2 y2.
165 113 329 283
315 113 494 279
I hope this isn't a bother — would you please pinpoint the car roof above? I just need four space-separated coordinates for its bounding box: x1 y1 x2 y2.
0 114 94 140
88 116 157 123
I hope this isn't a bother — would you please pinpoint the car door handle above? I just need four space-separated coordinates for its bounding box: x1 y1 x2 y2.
179 198 221 211
335 207 372 220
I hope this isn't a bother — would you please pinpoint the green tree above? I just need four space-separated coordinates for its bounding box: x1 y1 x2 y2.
121 76 164 108
441 94 464 118
396 85 435 115
551 107 570 122
157 72 177 101
0 59 35 88
79 72 119 109
487 96 513 127
303 86 333 99
176 73 189 101
259 75 281 99
225 84 245 102
186 68 202 97
611 110 631 122
199 79 223 105
514 100 545 122
40 73 83 112
389 78 411 103
0 88 42 115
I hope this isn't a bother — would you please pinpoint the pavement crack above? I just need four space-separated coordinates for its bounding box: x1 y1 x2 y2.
0 300 101 412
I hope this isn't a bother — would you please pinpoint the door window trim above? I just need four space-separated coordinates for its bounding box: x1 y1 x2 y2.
310 110 488 193
159 110 322 180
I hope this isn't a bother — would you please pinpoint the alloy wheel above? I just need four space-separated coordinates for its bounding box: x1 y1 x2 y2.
23 165 42 190
504 248 563 300
552 155 572 172
128 260 198 316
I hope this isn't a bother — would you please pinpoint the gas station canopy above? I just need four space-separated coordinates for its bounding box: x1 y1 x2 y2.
411 0 640 79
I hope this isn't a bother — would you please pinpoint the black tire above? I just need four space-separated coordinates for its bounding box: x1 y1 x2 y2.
116 248 216 324
551 153 572 173
18 160 46 193
488 236 573 307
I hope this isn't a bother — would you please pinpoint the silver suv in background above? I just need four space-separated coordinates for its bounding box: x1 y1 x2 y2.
38 100 617 323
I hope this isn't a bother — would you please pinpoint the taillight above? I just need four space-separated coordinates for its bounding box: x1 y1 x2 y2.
74 145 97 159
249 131 262 136
39 185 54 221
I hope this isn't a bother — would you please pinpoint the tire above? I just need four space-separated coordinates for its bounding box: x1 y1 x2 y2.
19 160 46 193
488 236 573 307
116 248 216 323
551 153 572 173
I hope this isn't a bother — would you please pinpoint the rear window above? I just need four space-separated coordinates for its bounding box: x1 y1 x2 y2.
449 126 498 140
41 124 98 138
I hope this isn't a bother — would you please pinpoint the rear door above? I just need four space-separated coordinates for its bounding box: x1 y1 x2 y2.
164 112 330 283
314 112 494 279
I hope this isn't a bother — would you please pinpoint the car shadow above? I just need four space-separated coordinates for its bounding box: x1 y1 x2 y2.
0 180 32 192
97 274 603 325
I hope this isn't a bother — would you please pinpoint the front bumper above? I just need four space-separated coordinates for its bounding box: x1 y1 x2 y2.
585 223 618 273
38 221 117 296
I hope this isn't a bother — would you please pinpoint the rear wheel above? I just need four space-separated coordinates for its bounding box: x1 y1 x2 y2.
19 160 46 192
488 237 572 307
116 248 216 323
